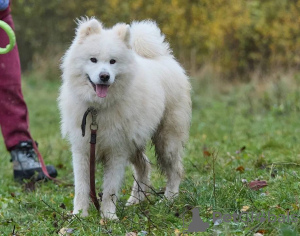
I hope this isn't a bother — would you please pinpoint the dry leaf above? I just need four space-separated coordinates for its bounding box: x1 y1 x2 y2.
257 229 267 234
241 205 250 212
203 150 211 157
57 163 65 169
58 228 74 235
59 228 67 235
249 180 268 190
174 229 181 236
125 232 137 236
59 203 66 209
207 207 213 214
100 219 107 225
236 166 245 173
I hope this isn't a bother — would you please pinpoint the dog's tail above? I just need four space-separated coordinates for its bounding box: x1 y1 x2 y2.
130 20 171 58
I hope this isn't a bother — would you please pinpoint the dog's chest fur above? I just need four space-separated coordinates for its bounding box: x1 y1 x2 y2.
90 96 164 157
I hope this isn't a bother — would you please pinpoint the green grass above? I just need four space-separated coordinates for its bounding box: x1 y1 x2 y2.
1 74 300 235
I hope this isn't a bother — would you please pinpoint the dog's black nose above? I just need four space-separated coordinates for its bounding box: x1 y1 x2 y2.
99 72 110 82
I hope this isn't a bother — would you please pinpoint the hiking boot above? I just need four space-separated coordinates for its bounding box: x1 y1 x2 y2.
10 140 57 182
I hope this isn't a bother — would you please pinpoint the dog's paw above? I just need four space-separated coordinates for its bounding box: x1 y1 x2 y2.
164 190 178 200
73 208 89 217
126 196 142 206
101 211 119 220
126 190 148 206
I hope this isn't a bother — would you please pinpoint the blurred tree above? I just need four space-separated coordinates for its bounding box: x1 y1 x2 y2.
10 0 300 79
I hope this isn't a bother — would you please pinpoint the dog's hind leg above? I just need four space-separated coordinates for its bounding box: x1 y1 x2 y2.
153 107 190 199
126 151 151 206
154 137 184 199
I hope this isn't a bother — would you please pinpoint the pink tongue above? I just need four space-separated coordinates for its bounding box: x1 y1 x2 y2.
96 85 109 98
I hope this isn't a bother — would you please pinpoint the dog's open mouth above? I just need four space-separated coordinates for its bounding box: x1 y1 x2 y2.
87 75 110 98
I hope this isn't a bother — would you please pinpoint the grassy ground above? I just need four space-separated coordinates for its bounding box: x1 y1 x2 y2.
1 73 300 235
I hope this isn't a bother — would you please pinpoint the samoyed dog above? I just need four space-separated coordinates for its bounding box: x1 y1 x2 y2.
59 17 191 219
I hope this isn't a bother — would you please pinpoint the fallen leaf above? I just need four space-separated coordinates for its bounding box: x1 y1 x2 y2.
58 228 74 235
203 150 211 157
57 163 65 169
249 180 268 190
236 166 245 173
60 203 66 209
125 232 137 236
241 206 250 212
207 207 213 214
257 229 267 234
174 229 181 236
100 219 107 225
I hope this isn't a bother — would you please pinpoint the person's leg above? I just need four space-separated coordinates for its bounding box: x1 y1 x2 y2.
0 13 57 181
0 14 31 150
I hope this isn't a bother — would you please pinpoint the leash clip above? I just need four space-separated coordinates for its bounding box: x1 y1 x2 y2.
81 107 98 136
90 108 98 131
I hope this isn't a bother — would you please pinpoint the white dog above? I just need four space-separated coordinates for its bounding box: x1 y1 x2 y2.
59 18 191 219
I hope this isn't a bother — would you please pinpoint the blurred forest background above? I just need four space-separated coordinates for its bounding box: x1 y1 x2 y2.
11 0 300 81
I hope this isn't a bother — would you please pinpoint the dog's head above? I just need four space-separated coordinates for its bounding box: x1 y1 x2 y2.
61 17 134 101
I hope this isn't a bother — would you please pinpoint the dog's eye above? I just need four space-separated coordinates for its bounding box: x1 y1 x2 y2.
90 58 97 63
110 59 116 64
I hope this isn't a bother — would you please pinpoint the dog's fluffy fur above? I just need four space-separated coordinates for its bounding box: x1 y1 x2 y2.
59 18 191 219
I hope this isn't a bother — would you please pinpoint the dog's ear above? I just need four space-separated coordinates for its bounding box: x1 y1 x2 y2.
113 23 131 48
76 17 102 41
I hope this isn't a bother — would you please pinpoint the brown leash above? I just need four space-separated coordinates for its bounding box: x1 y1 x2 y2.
32 140 56 181
81 107 100 212
29 135 73 187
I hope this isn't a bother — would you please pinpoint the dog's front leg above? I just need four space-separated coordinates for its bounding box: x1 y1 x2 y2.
101 156 127 220
72 151 90 217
